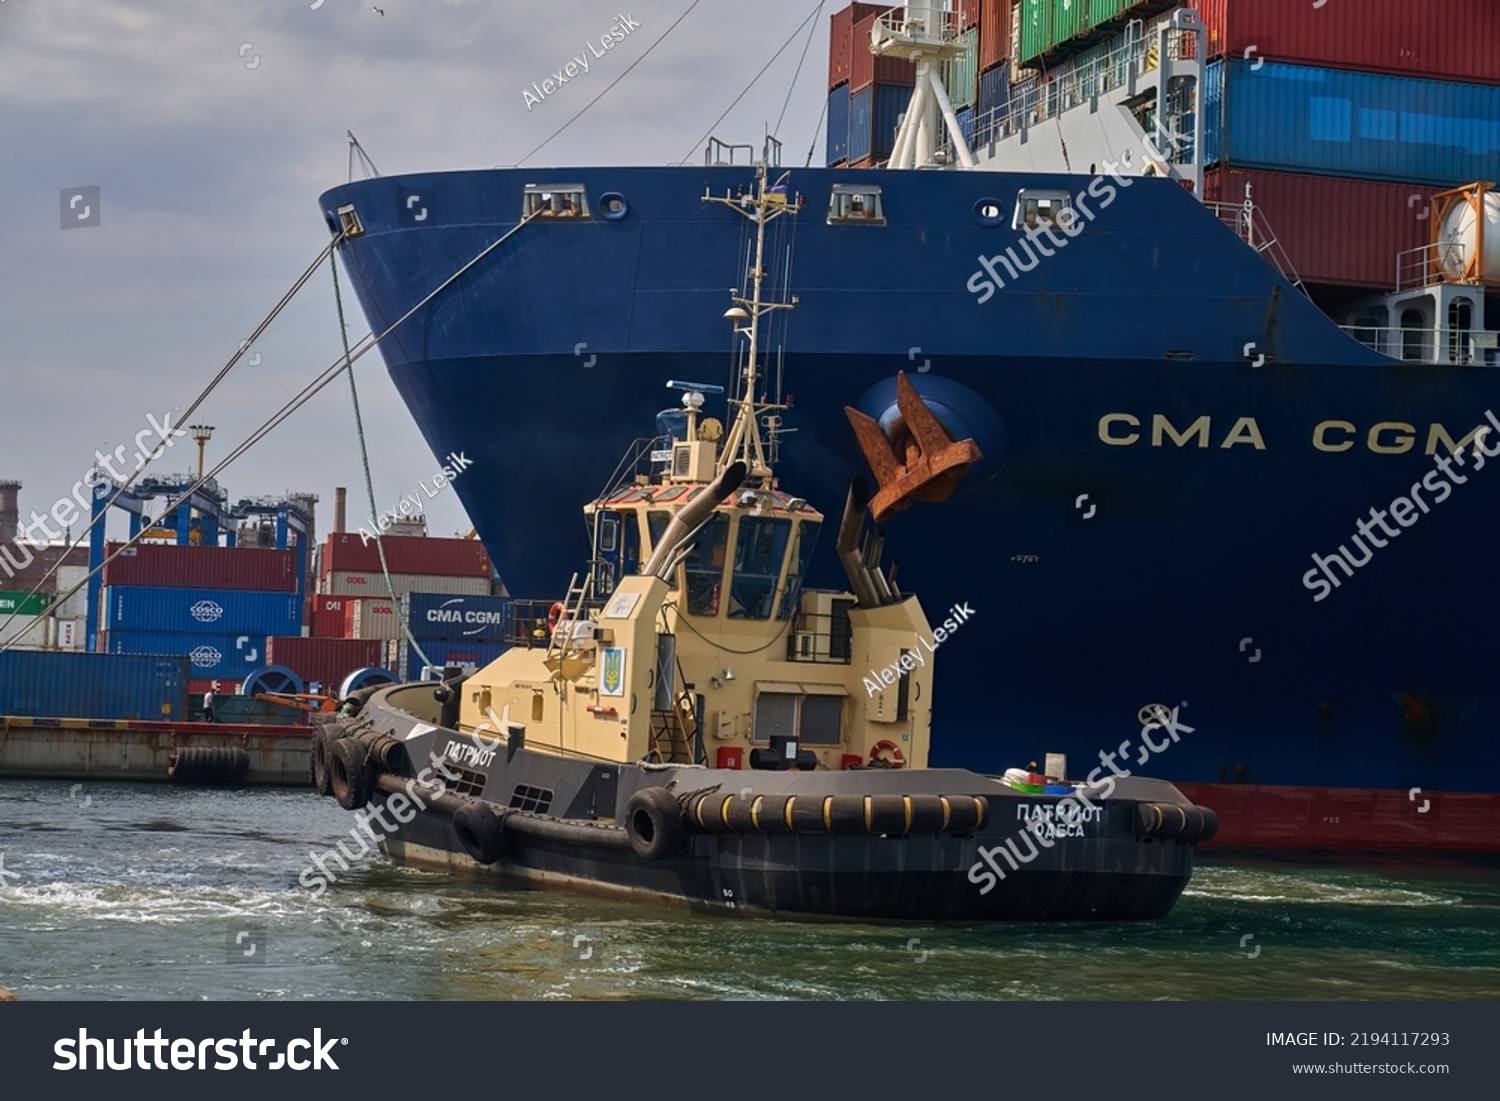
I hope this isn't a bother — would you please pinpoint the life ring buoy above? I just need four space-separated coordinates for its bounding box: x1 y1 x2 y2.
547 601 565 633
869 740 905 769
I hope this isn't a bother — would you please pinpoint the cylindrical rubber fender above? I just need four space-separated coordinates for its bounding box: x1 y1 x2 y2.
168 746 250 783
452 801 508 865
941 795 987 833
311 728 334 796
1193 806 1219 843
864 794 909 834
1136 802 1188 839
789 795 831 834
826 795 866 834
722 792 757 833
625 787 685 861
751 794 795 834
689 792 737 833
907 794 948 834
367 733 409 777
330 737 371 810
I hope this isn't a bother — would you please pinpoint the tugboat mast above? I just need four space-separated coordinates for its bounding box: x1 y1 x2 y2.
703 158 799 487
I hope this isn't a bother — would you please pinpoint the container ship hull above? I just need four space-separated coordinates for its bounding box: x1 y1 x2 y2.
319 165 1500 851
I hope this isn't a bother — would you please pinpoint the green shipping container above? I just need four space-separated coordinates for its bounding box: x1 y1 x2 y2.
0 591 52 616
1019 0 1147 65
1088 0 1146 29
944 27 979 108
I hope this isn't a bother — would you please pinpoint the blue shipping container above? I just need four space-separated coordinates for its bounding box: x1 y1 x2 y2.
872 83 914 159
1205 59 1500 186
975 65 1010 146
826 83 850 165
1010 74 1040 120
955 106 975 149
104 632 270 680
397 639 507 680
0 651 188 720
849 84 873 162
104 586 302 636
405 592 513 643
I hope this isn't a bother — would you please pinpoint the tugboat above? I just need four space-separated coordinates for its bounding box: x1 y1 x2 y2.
311 164 1217 922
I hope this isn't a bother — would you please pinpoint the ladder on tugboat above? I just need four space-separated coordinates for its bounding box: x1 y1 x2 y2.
546 571 591 660
649 689 698 764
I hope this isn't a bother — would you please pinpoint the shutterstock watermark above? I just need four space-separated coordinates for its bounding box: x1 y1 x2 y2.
0 408 186 580
1303 417 1499 601
966 704 1193 895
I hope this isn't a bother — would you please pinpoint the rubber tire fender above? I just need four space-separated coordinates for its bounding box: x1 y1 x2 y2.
625 787 685 860
312 728 334 796
453 801 508 865
330 737 371 810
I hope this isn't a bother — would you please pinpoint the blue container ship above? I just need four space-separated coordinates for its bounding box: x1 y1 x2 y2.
315 3 1500 849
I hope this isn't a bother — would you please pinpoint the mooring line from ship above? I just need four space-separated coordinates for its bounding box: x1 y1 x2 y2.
328 241 435 675
775 0 826 143
0 237 344 652
1 214 542 655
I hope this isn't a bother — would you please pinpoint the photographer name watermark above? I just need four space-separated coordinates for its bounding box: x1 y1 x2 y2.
357 451 472 545
522 12 642 111
863 601 975 697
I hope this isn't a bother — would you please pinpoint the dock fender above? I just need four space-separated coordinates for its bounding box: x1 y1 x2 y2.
311 726 335 796
453 801 509 865
626 787 685 860
330 737 371 810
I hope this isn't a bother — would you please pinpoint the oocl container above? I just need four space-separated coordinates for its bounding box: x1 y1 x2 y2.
0 651 188 720
346 597 401 640
319 571 491 598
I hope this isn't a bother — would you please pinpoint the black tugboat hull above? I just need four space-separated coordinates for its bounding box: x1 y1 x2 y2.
316 686 1212 923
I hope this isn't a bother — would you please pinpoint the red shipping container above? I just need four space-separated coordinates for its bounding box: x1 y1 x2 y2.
265 636 384 692
953 0 980 30
1190 0 1500 86
829 3 894 90
1204 167 1442 289
850 10 916 91
320 532 491 580
310 595 347 638
102 543 299 592
978 0 1008 72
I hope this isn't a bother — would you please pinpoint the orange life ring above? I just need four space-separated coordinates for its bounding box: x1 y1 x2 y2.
869 740 905 768
548 602 565 633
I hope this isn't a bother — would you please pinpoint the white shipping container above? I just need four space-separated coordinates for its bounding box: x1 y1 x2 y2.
0 614 47 649
347 597 402 640
55 565 89 619
318 571 491 598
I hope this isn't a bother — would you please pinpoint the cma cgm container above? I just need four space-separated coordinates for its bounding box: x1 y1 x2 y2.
405 593 513 643
103 586 301 635
102 543 298 592
320 533 491 580
319 571 491 598
0 651 188 720
103 631 270 680
828 3 893 89
396 639 507 680
1190 0 1500 86
1204 167 1443 289
346 597 400 640
265 637 384 691
827 83 851 165
1203 59 1500 186
310 594 347 638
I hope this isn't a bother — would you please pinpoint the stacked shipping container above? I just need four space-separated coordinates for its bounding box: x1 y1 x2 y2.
0 651 188 721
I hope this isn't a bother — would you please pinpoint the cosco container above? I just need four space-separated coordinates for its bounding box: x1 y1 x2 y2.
404 592 514 643
102 543 299 592
829 3 893 90
103 631 270 680
345 597 401 640
1204 59 1500 186
319 571 491 598
396 639 507 681
850 10 916 91
265 636 385 692
0 650 188 720
1204 167 1443 289
827 83 851 165
1190 0 1500 86
102 586 301 635
320 532 491 580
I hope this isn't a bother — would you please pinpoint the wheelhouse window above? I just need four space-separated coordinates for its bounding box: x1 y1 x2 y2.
1013 189 1073 231
682 513 730 616
523 184 590 219
827 184 885 225
729 515 791 621
777 520 821 620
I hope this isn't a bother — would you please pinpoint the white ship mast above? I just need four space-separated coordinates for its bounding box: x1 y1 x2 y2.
874 2 976 169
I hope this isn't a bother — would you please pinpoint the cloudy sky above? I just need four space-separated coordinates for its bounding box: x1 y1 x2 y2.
0 0 832 546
